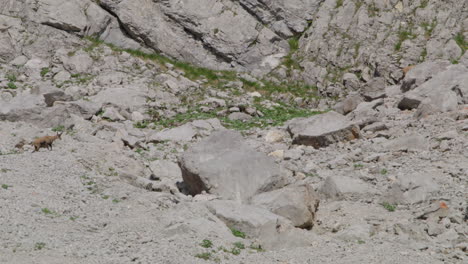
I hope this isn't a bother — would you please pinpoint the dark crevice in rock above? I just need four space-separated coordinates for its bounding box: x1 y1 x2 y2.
181 27 234 65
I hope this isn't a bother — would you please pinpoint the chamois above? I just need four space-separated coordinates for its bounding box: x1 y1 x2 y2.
32 132 62 152
402 65 415 76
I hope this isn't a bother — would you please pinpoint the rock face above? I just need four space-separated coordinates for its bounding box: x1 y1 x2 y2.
179 130 284 201
287 111 360 148
251 184 319 229
398 65 468 115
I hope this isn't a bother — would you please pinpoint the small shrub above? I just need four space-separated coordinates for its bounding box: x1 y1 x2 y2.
52 125 65 132
380 168 388 175
34 242 46 250
200 239 213 248
230 247 241 255
40 67 50 77
335 0 344 8
381 202 396 212
357 239 365 244
133 121 149 129
1 184 10 190
454 32 467 53
195 252 211 260
230 228 246 239
233 242 245 249
7 82 17 89
6 74 16 82
249 244 264 252
354 163 364 169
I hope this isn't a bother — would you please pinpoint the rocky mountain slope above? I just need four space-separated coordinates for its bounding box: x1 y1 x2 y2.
0 0 467 263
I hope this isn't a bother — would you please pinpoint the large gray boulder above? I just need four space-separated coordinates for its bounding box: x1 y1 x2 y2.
319 176 377 201
400 61 451 93
251 184 319 229
179 130 285 202
206 200 314 250
398 65 468 113
382 172 440 205
287 111 360 148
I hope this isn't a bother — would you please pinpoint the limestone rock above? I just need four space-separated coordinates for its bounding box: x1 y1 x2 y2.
251 184 319 229
287 111 360 148
179 130 284 202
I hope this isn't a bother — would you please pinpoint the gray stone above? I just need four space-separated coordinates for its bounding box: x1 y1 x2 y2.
382 172 439 205
179 130 284 202
400 61 451 93
333 95 362 115
148 124 197 143
380 134 429 152
320 176 377 201
287 111 360 148
251 184 319 229
102 107 125 121
149 160 182 181
228 112 252 121
43 91 73 107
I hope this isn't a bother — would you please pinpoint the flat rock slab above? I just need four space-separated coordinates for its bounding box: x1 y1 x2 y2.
287 111 360 148
320 176 377 201
251 184 319 229
179 130 284 202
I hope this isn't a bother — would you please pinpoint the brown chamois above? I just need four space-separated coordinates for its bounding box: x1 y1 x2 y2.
402 65 415 76
32 132 62 152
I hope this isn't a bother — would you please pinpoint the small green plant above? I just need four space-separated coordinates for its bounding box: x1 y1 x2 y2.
52 125 65 132
357 239 365 244
40 67 50 77
101 195 110 200
395 29 417 51
354 163 364 169
195 252 212 260
1 184 10 190
200 239 213 248
419 0 429 8
380 168 388 175
6 74 16 82
335 0 344 8
133 121 149 129
230 247 241 255
381 202 396 212
7 82 17 89
230 228 246 239
454 32 467 53
233 242 245 249
41 208 58 215
249 244 264 252
135 148 144 154
112 198 121 203
34 242 46 250
69 216 79 221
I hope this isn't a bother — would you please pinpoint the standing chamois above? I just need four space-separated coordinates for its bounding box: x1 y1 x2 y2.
32 132 62 152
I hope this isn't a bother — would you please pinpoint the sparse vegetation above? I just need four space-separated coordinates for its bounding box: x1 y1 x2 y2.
40 67 50 77
6 74 16 82
112 198 121 203
395 29 417 51
200 239 213 248
357 239 366 244
381 202 396 212
249 244 264 252
380 168 388 175
233 242 245 249
1 184 10 190
454 32 467 53
7 82 17 89
230 228 246 239
34 242 46 250
52 125 65 132
354 163 364 169
335 0 344 8
195 252 212 260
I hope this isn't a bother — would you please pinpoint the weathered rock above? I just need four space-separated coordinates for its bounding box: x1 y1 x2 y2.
320 176 377 201
398 65 468 112
206 200 314 250
333 95 362 115
380 134 429 152
102 107 125 121
251 184 319 229
400 61 451 92
148 124 197 143
265 130 285 143
179 130 284 202
382 172 440 205
228 112 252 121
149 160 182 181
287 111 360 148
43 91 73 107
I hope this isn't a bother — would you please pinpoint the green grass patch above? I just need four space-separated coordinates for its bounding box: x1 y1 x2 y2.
395 30 417 51
151 104 323 131
52 125 65 132
195 252 212 260
381 202 396 212
454 32 467 53
200 239 213 248
230 228 246 239
6 82 17 89
40 67 50 77
353 163 364 169
233 242 245 249
6 74 16 82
